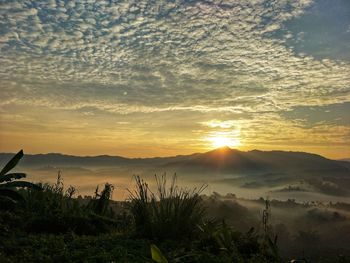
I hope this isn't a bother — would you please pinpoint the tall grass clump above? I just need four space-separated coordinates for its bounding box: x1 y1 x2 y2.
20 172 119 235
128 174 206 240
23 171 80 217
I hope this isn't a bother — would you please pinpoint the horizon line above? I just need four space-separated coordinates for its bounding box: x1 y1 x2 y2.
0 147 346 161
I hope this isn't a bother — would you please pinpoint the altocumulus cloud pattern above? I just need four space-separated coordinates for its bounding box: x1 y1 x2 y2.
0 0 349 154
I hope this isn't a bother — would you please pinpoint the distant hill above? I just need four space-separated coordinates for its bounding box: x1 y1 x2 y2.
1 147 349 175
1 147 349 196
164 147 350 176
0 152 200 168
0 153 131 167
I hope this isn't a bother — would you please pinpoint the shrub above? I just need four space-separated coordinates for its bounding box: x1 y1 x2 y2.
128 174 206 240
20 173 119 235
87 183 114 216
22 172 80 217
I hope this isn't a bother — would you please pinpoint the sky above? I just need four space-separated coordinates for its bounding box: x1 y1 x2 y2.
0 0 349 159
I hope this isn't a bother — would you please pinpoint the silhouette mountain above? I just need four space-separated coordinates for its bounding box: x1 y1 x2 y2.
0 147 349 175
1 147 349 196
162 147 350 177
0 147 349 180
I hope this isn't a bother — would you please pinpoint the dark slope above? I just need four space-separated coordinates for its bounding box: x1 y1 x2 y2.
163 147 350 177
0 147 349 177
1 148 349 196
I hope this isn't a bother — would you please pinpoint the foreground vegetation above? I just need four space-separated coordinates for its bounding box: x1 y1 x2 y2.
0 150 349 262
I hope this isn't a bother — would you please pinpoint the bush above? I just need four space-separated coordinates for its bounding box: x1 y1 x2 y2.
17 173 119 235
86 183 114 216
128 174 206 240
21 173 81 218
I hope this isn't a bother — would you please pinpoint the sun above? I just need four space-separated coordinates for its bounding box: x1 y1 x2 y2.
204 128 242 149
209 135 241 149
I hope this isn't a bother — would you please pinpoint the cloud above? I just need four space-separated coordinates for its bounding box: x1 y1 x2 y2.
0 0 349 114
200 120 237 129
0 0 349 157
282 102 350 127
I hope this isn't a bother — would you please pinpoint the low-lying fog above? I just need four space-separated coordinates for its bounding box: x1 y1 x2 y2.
25 166 350 203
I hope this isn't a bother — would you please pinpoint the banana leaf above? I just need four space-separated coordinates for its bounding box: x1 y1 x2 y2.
0 181 41 190
0 173 26 183
0 150 24 177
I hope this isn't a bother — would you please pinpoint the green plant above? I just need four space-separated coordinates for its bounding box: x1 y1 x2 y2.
151 244 168 263
260 199 281 262
23 172 80 217
0 150 40 208
128 174 206 240
87 183 114 216
197 219 282 262
19 173 120 235
212 222 260 259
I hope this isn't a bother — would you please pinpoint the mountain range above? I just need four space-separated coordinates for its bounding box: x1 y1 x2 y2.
1 147 349 196
1 147 349 174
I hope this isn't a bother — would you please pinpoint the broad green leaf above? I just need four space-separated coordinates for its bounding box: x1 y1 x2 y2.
0 150 24 177
151 244 168 263
0 173 26 183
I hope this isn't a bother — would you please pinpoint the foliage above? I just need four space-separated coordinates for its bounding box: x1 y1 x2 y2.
0 150 40 209
1 152 348 262
128 174 206 240
0 233 152 263
22 172 80 217
19 173 120 235
87 183 114 216
151 244 168 263
198 220 271 262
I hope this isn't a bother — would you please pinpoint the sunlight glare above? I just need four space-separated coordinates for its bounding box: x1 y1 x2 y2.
209 134 241 148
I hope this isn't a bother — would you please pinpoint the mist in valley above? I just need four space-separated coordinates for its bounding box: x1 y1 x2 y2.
1 149 350 261
21 166 350 261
